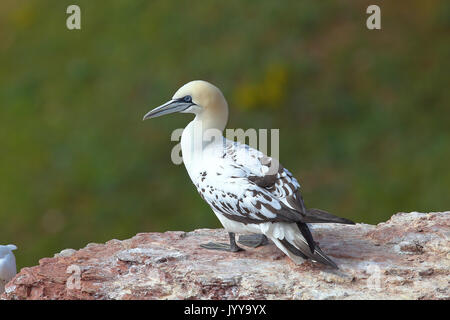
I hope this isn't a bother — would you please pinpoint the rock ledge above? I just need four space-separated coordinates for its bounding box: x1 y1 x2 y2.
2 212 449 300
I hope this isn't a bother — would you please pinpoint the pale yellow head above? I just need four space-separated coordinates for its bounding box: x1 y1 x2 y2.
143 80 229 132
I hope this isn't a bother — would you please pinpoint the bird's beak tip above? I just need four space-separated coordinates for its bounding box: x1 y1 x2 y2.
142 112 153 121
142 99 185 122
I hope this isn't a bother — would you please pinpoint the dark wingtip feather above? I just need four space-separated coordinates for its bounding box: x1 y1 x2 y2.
304 208 355 225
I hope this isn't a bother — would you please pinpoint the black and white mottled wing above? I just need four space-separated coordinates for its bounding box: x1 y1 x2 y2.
194 139 354 261
195 140 354 226
195 140 307 225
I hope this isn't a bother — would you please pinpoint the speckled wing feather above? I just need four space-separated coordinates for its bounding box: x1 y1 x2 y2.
195 139 353 231
195 140 307 225
227 141 354 225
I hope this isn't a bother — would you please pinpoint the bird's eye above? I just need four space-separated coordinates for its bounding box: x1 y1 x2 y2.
183 95 192 103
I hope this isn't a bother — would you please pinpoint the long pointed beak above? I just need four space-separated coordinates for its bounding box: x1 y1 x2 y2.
143 99 190 121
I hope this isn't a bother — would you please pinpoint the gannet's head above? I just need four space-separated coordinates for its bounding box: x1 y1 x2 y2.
143 80 229 130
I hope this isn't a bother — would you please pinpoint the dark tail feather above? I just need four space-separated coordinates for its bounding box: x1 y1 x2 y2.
279 238 338 269
302 208 355 225
297 222 315 253
310 245 339 269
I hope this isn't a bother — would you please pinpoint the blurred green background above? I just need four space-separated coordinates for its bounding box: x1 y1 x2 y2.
1 1 449 269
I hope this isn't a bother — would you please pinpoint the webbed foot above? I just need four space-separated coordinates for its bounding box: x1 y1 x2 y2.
200 232 243 252
238 234 269 248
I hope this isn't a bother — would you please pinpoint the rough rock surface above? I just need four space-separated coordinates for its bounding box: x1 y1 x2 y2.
1 212 449 300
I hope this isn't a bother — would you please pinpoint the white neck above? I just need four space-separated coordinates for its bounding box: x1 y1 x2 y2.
179 92 229 179
180 114 227 180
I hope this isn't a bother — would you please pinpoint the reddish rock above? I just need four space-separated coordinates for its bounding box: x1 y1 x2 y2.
1 212 449 300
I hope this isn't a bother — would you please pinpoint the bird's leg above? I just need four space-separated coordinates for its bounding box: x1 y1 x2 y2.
200 232 244 252
238 234 269 248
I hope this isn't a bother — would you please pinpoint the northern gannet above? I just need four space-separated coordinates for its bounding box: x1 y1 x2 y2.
143 80 354 268
0 244 17 293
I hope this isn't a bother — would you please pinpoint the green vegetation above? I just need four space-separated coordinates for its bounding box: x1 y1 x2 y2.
0 1 449 268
